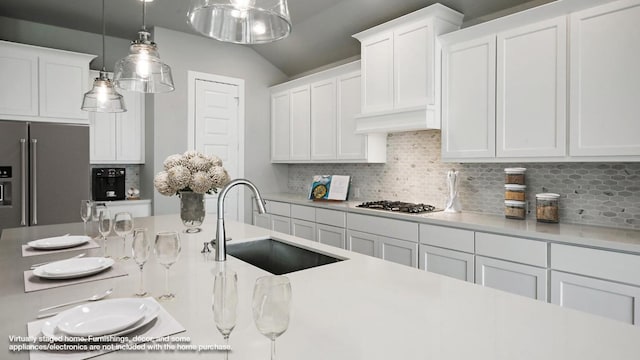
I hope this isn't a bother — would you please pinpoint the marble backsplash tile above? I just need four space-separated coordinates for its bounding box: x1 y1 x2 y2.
287 130 640 230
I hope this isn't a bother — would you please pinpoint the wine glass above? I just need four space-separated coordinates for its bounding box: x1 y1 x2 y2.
252 275 292 360
131 228 151 296
80 200 93 235
114 212 134 260
154 232 181 301
212 270 238 359
97 207 112 258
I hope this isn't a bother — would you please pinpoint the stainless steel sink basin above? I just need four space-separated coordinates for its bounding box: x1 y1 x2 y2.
226 238 343 275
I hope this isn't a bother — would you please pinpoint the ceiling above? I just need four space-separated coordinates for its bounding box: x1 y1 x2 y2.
0 0 553 77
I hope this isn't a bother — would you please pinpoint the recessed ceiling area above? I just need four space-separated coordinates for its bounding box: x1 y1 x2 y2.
0 0 554 77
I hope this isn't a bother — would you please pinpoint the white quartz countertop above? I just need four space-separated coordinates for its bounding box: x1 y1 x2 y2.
2 216 639 359
262 193 640 254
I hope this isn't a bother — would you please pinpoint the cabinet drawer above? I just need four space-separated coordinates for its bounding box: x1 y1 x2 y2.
266 200 290 217
316 208 346 227
419 224 474 253
347 213 418 242
551 243 640 287
290 204 315 221
476 232 547 267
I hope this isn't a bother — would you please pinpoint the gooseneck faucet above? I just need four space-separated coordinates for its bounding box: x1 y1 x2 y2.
213 178 267 262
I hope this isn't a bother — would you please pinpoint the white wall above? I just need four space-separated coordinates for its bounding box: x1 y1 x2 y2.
147 27 289 222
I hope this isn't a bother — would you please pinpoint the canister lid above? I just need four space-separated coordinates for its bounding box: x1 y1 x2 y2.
505 167 527 174
504 184 527 190
505 200 526 207
536 193 560 200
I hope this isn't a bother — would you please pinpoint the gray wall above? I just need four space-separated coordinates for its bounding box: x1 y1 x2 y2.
147 27 289 221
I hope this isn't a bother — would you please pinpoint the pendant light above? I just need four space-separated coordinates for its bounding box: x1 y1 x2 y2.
82 0 126 113
114 0 174 93
187 0 292 44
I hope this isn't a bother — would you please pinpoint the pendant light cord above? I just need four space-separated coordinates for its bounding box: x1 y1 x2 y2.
101 0 106 71
142 0 147 31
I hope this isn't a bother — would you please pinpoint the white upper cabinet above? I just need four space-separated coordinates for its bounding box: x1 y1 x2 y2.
89 70 145 164
0 40 94 123
353 4 463 133
496 17 567 158
442 36 496 159
270 61 386 163
569 0 640 157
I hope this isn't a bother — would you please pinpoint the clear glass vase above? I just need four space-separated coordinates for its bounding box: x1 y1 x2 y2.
179 191 205 233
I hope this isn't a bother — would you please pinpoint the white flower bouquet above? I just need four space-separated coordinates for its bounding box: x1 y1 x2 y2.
154 150 230 196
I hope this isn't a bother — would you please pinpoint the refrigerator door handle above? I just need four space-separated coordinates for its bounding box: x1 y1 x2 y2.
31 138 38 225
20 139 27 226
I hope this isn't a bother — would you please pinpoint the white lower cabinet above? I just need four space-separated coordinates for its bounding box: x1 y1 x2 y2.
551 271 640 326
101 200 151 218
252 212 270 230
475 256 548 301
347 229 378 258
291 218 315 241
347 229 417 267
316 224 346 249
419 245 474 282
270 214 291 235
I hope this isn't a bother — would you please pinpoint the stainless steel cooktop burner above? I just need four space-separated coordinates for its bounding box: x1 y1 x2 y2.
356 201 437 214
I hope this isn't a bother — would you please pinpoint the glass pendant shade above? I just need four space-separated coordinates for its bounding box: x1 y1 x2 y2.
187 0 291 44
82 72 127 112
114 30 175 93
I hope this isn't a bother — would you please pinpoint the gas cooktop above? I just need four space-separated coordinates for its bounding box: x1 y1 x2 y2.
356 201 438 214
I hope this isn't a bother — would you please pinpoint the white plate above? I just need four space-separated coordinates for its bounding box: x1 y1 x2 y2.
57 299 147 337
27 236 90 250
41 298 160 340
33 257 114 279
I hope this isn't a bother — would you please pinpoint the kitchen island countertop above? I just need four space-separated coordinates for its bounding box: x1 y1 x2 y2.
1 215 639 359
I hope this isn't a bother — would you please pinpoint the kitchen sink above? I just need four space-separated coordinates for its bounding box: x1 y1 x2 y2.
226 238 344 275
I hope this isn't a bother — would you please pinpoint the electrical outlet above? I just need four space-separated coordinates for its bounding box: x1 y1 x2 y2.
354 187 361 198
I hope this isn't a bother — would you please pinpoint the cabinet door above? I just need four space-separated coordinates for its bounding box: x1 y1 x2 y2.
347 229 379 258
551 271 640 326
419 245 474 282
289 85 310 160
442 36 496 159
394 19 432 108
337 72 367 160
271 91 290 161
316 224 346 249
38 54 89 121
0 44 38 116
270 214 291 234
569 1 640 156
475 256 547 301
89 112 117 162
380 236 418 267
361 31 394 113
253 212 271 229
116 90 145 163
497 17 567 158
291 218 315 241
310 79 337 160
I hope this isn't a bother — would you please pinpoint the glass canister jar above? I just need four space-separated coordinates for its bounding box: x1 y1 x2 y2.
504 167 527 185
505 200 526 220
504 184 526 201
536 193 559 223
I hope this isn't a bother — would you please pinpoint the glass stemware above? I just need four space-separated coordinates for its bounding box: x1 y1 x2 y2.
97 207 112 258
212 270 238 359
131 228 151 296
154 231 181 301
80 200 93 235
114 212 134 260
252 275 292 360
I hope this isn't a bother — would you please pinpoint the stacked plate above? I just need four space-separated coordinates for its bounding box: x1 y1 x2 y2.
33 257 115 279
42 298 160 340
28 236 90 250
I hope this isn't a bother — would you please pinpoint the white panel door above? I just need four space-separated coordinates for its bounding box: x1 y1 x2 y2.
347 229 379 258
316 224 346 249
337 71 367 160
291 218 316 241
0 44 38 116
476 256 547 301
551 271 640 326
381 237 418 267
361 31 394 113
289 85 310 160
89 112 116 162
39 54 89 121
195 79 240 221
271 91 290 161
116 90 145 163
394 19 431 108
419 245 474 282
569 1 640 156
497 17 567 158
310 79 337 160
442 36 496 159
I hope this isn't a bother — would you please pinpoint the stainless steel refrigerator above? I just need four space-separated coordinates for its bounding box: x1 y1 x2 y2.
0 121 90 231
